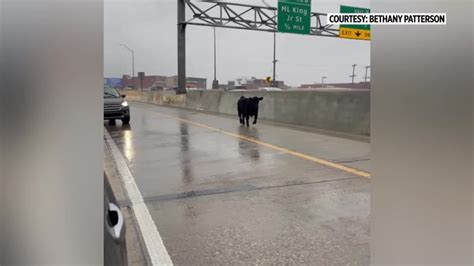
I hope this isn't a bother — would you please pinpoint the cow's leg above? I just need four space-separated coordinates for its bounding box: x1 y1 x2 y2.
245 115 250 127
253 112 258 124
238 111 243 124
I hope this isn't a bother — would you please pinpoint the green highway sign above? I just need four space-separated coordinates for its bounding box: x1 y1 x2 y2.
339 5 371 40
340 5 370 30
278 0 312 35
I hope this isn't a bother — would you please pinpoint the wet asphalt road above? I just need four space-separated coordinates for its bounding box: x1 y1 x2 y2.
105 102 370 265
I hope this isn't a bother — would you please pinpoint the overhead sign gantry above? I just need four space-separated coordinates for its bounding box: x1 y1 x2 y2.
177 0 369 94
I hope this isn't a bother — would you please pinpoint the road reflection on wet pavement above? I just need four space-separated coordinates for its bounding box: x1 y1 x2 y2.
105 102 370 265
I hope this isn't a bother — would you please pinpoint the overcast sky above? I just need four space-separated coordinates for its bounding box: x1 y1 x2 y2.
104 0 370 88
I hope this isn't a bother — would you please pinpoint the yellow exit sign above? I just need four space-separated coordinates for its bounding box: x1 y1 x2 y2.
339 27 371 40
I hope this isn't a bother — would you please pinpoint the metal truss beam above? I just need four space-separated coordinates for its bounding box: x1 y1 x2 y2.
177 0 346 93
181 0 339 38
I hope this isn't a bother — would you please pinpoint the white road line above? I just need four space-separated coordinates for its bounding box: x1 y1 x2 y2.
105 130 173 266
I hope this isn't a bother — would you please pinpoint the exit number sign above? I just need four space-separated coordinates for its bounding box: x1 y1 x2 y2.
339 5 371 40
278 0 312 35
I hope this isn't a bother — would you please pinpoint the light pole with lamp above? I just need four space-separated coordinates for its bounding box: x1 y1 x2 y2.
119 43 135 89
212 27 219 89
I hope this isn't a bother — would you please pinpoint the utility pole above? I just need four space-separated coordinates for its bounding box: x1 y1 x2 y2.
322 76 326 88
350 64 357 84
120 43 135 88
261 0 277 87
272 30 277 87
212 27 219 89
177 0 186 94
364 65 370 82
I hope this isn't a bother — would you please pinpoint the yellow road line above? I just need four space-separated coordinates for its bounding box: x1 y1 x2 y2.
160 113 371 179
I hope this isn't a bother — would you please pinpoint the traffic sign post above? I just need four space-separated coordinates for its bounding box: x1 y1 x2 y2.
266 76 272 85
277 0 312 35
339 5 371 40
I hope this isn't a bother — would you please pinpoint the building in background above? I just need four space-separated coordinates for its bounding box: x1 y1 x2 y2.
244 78 267 90
104 77 123 88
227 81 235 90
225 77 286 90
119 74 207 90
122 75 167 90
273 80 286 88
184 77 207 89
299 81 370 90
165 76 178 89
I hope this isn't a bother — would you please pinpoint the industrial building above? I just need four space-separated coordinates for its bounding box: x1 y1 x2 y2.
299 81 371 90
118 74 207 90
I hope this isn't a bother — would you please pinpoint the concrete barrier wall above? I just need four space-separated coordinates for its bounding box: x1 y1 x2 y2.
120 90 186 107
119 89 370 136
185 90 222 112
119 90 143 101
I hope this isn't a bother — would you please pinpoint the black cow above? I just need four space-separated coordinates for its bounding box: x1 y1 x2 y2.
237 96 263 127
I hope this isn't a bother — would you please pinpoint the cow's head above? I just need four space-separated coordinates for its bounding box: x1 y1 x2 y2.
248 97 263 106
251 96 263 102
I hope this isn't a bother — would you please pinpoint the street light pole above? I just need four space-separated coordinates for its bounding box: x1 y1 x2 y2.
322 76 326 88
120 43 135 88
212 26 219 89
